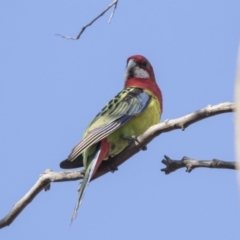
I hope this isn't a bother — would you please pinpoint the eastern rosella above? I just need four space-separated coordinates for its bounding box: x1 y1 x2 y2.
60 55 163 220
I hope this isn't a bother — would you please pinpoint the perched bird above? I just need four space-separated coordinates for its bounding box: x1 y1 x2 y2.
60 55 163 221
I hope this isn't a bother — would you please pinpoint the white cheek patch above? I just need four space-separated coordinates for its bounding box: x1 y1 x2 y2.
133 67 150 79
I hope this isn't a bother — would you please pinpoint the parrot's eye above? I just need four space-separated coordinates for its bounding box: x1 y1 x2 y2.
141 61 148 67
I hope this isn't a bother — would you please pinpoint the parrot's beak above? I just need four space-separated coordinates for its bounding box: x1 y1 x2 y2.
124 59 137 81
124 59 150 81
126 59 137 71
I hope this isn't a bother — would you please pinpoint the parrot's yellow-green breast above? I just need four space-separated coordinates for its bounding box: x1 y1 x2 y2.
107 89 161 157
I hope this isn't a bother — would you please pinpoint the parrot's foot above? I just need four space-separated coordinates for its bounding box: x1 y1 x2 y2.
141 145 147 151
108 166 118 173
122 136 147 151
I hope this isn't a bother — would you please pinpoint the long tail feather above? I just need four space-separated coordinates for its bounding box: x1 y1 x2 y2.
70 149 101 224
70 139 109 224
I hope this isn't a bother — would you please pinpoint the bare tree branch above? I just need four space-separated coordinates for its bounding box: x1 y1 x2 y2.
0 170 85 229
161 155 237 174
56 0 119 40
92 102 235 180
0 102 234 229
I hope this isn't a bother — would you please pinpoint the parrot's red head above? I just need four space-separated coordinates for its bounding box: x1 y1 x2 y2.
124 55 156 83
124 55 162 111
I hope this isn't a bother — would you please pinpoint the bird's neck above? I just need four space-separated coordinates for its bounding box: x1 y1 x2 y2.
125 78 163 111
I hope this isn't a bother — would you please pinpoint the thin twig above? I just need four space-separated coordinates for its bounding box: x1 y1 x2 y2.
161 155 237 174
108 0 118 23
0 102 235 229
56 0 119 40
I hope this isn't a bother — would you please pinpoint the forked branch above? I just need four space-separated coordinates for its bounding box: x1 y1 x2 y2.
161 155 237 174
93 102 235 179
0 102 235 229
56 0 119 40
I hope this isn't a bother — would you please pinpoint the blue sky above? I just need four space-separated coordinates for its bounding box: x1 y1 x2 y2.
1 0 240 239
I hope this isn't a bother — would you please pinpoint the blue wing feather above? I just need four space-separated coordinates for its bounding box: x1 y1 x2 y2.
68 88 151 161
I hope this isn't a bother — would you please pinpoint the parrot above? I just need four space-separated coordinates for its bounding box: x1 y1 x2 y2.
60 55 163 221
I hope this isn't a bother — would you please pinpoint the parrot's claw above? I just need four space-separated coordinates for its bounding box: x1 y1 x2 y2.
141 145 147 151
122 136 147 151
108 166 118 173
